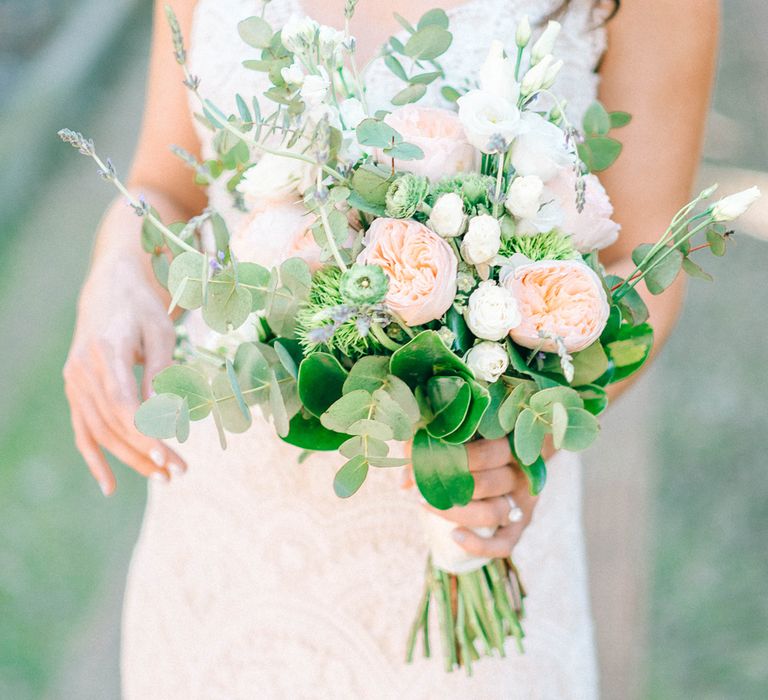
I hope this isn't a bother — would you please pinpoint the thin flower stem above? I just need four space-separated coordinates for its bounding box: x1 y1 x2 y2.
370 322 402 352
317 201 348 271
493 151 506 217
514 46 524 82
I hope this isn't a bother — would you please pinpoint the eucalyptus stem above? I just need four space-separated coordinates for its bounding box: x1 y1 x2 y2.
370 323 402 352
317 200 348 271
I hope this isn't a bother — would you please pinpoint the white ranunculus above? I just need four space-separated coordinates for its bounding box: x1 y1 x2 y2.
281 59 304 86
465 341 510 382
511 111 573 181
478 40 519 105
281 15 319 54
465 280 521 341
461 214 502 264
515 15 532 48
505 175 544 220
711 186 762 222
531 21 561 64
520 53 554 96
456 89 522 154
236 153 314 203
300 71 330 108
429 193 467 238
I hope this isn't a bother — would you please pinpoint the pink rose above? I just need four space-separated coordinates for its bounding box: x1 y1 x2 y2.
502 259 609 353
358 217 458 326
377 105 476 182
231 201 322 271
547 168 621 252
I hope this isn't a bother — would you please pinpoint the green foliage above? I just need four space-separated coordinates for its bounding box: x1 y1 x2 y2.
578 101 630 172
385 173 429 218
499 230 579 261
297 353 347 417
411 429 474 510
604 323 654 383
134 393 190 442
631 244 684 295
431 172 495 210
238 16 273 49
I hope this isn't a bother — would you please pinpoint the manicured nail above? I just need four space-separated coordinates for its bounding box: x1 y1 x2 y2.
150 471 169 483
149 448 166 467
452 529 467 543
99 481 113 497
168 462 185 476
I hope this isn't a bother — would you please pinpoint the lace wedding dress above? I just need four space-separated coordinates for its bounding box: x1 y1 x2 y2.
122 1 608 697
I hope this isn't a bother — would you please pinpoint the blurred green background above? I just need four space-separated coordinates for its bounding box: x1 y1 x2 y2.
0 1 766 698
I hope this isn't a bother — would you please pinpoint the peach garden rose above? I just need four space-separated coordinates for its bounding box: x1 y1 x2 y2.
378 105 476 182
502 259 610 353
357 217 458 326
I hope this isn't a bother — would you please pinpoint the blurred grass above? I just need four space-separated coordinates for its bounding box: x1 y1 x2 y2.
0 1 766 699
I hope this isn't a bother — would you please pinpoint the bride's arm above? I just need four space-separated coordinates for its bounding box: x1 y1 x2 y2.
64 0 203 494
438 0 720 558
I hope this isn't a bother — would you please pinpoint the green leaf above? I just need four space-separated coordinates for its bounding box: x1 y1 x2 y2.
273 340 298 379
604 323 654 382
298 353 348 417
346 418 394 441
426 376 471 438
320 390 373 433
571 342 609 386
706 226 728 256
477 380 508 440
393 12 417 33
153 365 213 420
339 435 389 459
561 407 600 451
417 8 450 29
281 410 347 451
583 102 611 136
616 286 649 326
350 163 394 206
498 381 536 433
520 455 547 496
134 393 190 442
212 371 252 434
513 408 547 466
384 54 408 81
225 359 251 421
210 212 230 254
409 71 442 85
529 386 583 413
391 84 428 106
333 455 369 498
372 388 414 440
167 251 204 310
609 111 632 128
682 256 714 281
445 306 473 353
631 244 684 295
577 384 609 416
385 141 425 160
203 271 252 332
441 380 491 444
269 370 290 437
600 303 623 343
343 356 389 392
356 117 401 148
141 211 164 252
234 342 271 406
390 330 473 389
506 341 567 389
238 16 273 48
411 429 473 510
441 85 461 103
404 25 453 61
151 253 169 289
579 136 622 172
551 402 568 450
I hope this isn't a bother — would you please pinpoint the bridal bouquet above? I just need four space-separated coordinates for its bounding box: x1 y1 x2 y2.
60 2 760 673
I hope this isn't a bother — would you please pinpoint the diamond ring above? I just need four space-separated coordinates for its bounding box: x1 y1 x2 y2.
505 495 524 524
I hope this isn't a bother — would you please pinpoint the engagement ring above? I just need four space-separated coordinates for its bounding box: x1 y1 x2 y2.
505 495 524 524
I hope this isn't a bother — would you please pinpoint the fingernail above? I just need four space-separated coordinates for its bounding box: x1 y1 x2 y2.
150 449 166 467
99 481 113 497
150 471 169 483
168 462 185 476
452 529 467 544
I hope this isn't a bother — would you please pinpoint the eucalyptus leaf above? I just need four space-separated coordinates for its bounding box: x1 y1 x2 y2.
561 407 600 451
269 369 290 437
356 118 401 148
134 393 190 442
384 54 408 81
477 380 508 440
153 365 213 420
333 455 369 498
631 244 684 295
385 141 425 160
404 25 453 61
417 8 450 29
579 136 622 172
212 371 252 433
571 342 609 386
167 251 204 310
298 353 348 417
513 408 547 466
391 84 428 106
681 256 713 281
234 342 272 406
609 111 632 128
582 102 611 136
498 381 536 433
551 402 568 450
238 16 273 48
203 272 252 332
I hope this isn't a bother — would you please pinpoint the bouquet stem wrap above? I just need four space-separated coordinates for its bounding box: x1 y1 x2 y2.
407 511 526 673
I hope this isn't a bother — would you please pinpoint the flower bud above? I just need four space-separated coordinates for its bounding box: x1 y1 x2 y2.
542 58 564 90
711 186 762 222
515 15 532 48
465 341 510 382
531 20 561 64
520 54 553 96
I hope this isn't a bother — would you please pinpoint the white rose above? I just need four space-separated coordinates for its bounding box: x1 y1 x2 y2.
236 153 314 203
531 21 561 64
281 15 319 54
300 71 330 108
457 90 522 154
511 111 573 182
429 193 467 238
461 214 502 264
505 175 544 220
711 186 762 221
465 280 521 341
465 341 510 382
478 40 519 105
281 59 304 86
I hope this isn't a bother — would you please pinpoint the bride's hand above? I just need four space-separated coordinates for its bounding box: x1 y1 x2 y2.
424 438 554 558
63 256 186 496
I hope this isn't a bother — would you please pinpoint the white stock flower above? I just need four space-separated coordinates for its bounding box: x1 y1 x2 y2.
457 90 522 154
511 111 573 181
318 25 345 64
429 193 467 238
505 175 544 220
281 59 304 85
237 153 314 203
461 214 502 264
300 71 330 107
531 20 561 63
711 186 762 222
465 280 522 341
478 40 520 105
515 15 532 48
520 54 554 96
465 341 510 382
281 15 319 54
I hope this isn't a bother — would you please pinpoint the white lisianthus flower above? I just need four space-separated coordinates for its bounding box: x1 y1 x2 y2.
505 175 544 220
465 341 510 382
281 15 319 54
300 70 330 108
515 195 564 235
281 59 304 86
461 214 502 264
515 15 532 48
465 280 522 341
511 111 573 181
711 186 762 221
542 58 564 90
456 90 522 153
520 54 554 96
429 193 467 238
478 40 520 105
237 153 314 203
531 21 561 64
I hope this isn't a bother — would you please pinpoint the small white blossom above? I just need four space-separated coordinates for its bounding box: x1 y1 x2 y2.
478 40 519 105
281 59 304 85
300 71 330 107
465 281 521 341
531 21 561 64
281 15 319 54
711 186 762 222
465 341 510 382
461 215 502 265
515 15 532 48
429 193 467 238
505 175 544 220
